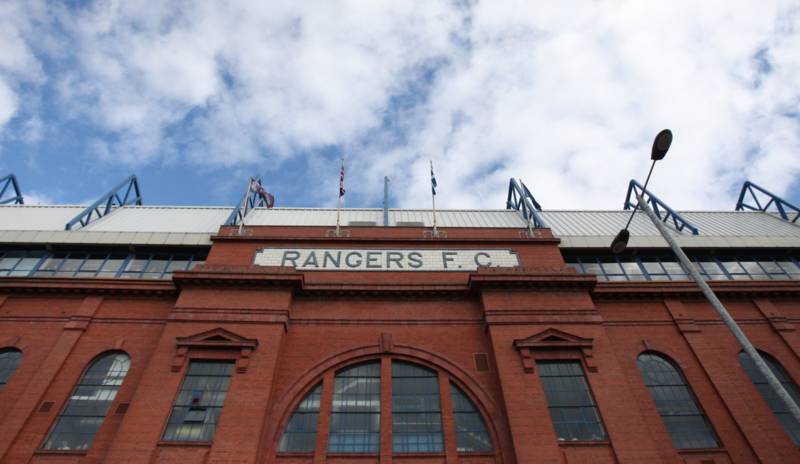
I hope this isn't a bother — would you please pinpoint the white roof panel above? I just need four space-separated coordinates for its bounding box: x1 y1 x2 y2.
0 205 85 230
83 206 232 233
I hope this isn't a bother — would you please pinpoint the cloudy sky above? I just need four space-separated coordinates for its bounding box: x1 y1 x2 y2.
1 0 799 211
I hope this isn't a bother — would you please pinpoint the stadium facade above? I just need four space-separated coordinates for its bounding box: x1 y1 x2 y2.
0 176 799 463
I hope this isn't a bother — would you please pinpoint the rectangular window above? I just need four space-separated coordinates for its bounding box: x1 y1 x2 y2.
537 361 606 442
162 361 234 442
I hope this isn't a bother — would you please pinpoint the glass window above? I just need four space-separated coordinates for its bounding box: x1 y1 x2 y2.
279 384 322 452
450 384 492 452
621 262 646 281
162 361 234 442
42 352 130 450
392 362 443 453
637 353 719 449
328 362 380 453
738 351 800 445
538 361 606 441
698 261 728 280
0 348 22 388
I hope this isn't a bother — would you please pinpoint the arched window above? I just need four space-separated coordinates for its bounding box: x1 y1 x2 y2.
738 351 800 445
278 383 322 452
451 383 492 452
0 348 22 388
278 358 494 458
637 352 719 449
42 351 130 450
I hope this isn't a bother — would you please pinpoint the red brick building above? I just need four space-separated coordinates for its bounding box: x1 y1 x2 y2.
0 202 799 463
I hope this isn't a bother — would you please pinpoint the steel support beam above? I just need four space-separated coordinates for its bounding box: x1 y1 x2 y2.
736 180 800 224
506 178 547 229
0 174 23 205
624 179 699 235
225 176 270 227
64 175 142 230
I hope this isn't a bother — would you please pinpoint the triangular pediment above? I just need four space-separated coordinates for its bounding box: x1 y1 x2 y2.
514 328 592 350
176 327 258 350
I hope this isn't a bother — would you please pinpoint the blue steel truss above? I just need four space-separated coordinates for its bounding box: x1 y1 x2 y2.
624 179 699 235
735 180 800 224
506 178 547 228
0 174 23 205
64 175 142 230
225 177 269 226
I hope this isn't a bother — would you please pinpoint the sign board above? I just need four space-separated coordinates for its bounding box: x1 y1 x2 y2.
254 248 519 272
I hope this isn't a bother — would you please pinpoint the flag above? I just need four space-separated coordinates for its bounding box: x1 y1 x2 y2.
430 161 437 196
249 177 275 208
339 159 346 197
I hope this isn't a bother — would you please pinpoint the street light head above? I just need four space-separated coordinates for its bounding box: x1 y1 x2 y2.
611 229 630 254
651 129 673 161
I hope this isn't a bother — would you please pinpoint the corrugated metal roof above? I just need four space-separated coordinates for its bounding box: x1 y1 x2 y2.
539 210 800 237
1 205 799 249
245 208 528 228
0 205 86 231
83 206 232 233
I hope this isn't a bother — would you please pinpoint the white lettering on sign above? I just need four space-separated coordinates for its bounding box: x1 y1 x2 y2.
253 248 520 271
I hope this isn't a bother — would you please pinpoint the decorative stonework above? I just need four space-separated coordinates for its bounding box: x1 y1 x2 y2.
172 328 258 373
513 328 596 373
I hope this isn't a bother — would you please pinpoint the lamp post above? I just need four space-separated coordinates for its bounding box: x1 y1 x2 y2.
611 130 800 425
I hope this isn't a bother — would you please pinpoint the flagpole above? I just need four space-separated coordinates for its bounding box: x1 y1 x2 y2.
238 177 252 235
430 160 438 237
335 158 344 237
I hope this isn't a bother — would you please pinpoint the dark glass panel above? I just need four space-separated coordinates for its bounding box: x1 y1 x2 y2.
538 361 606 441
636 353 719 449
42 352 130 450
739 352 800 445
450 384 492 452
162 361 234 442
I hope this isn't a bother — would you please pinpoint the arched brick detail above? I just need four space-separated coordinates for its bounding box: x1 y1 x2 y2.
262 343 504 463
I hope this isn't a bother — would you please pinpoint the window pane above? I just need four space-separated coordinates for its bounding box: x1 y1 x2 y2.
279 384 322 452
162 361 233 442
739 352 800 445
636 353 719 449
42 352 130 450
329 362 380 453
392 362 443 453
450 384 492 452
0 349 22 388
538 361 606 441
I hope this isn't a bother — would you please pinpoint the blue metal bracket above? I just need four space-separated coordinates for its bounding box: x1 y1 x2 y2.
624 179 699 235
735 180 800 224
506 178 547 228
225 176 270 226
65 174 142 230
0 174 23 205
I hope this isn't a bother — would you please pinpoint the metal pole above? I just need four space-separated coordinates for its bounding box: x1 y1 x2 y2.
430 160 438 237
636 192 800 424
383 176 389 227
335 159 344 237
238 178 252 235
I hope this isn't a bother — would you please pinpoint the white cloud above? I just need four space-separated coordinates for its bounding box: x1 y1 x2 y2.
2 0 800 209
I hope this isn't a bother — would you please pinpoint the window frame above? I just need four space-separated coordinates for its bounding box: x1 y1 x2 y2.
40 350 131 452
636 351 721 449
276 356 495 458
0 347 22 389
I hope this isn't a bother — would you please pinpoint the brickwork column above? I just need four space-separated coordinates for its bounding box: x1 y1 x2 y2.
0 295 102 461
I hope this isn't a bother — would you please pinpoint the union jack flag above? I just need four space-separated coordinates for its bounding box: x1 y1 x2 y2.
339 159 346 197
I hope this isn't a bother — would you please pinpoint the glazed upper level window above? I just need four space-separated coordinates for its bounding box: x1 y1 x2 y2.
537 361 606 441
278 358 493 456
738 351 800 445
162 361 234 442
0 348 22 388
637 352 719 449
42 351 130 450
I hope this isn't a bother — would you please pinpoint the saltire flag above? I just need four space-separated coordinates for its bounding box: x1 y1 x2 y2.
430 161 437 196
339 159 346 197
249 177 275 208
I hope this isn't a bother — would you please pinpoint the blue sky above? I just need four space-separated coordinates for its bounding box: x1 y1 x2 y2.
1 1 799 210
